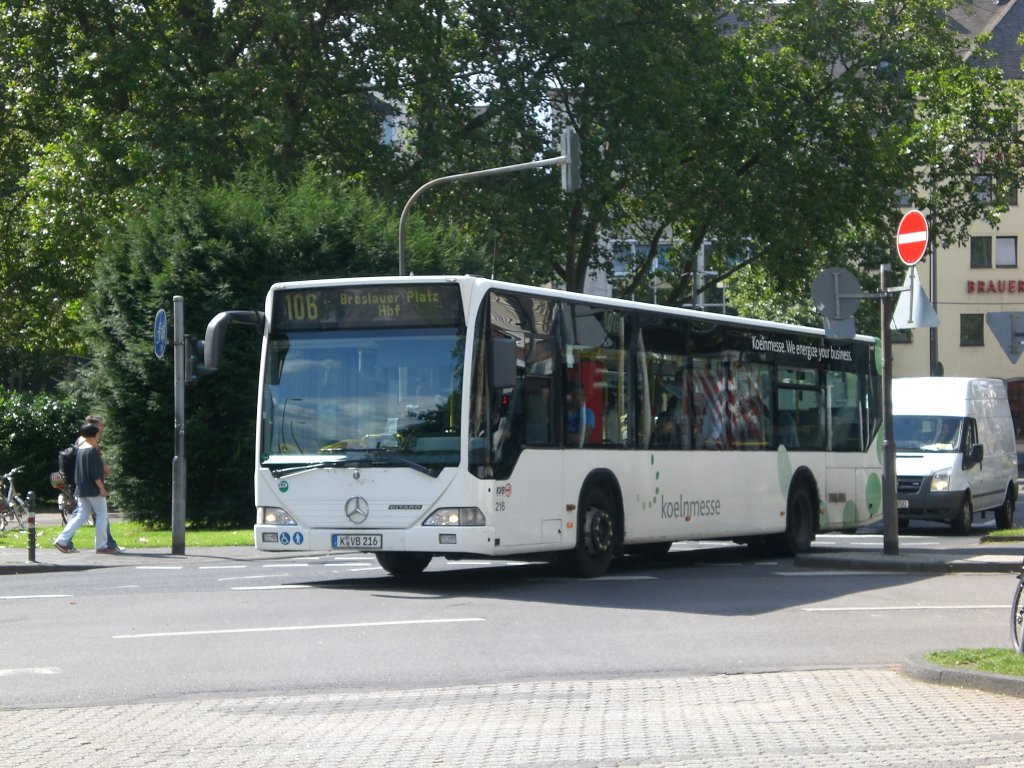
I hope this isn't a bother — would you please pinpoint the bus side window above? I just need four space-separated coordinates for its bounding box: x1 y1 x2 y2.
524 379 552 444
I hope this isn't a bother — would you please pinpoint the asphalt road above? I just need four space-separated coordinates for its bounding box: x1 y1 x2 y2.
2 519 1023 766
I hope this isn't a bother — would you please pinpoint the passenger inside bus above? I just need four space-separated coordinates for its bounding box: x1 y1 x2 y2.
651 396 682 448
565 387 595 445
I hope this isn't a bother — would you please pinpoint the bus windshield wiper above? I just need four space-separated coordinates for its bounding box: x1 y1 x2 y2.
357 448 439 477
269 458 356 478
269 450 438 478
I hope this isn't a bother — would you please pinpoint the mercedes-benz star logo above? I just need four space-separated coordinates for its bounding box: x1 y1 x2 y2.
345 496 369 524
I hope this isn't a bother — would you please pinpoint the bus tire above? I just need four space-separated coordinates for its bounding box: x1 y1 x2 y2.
375 551 433 577
780 482 815 556
995 486 1016 530
563 485 617 578
950 495 973 535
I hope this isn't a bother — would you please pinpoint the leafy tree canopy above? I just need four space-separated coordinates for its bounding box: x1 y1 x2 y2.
3 0 1023 376
75 166 485 525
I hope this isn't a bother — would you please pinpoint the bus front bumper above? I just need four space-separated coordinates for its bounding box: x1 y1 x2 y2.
254 524 498 555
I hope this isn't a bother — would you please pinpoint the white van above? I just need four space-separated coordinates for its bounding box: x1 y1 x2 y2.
892 377 1018 532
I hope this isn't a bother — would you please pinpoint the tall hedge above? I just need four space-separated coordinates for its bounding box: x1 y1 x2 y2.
79 168 485 527
0 389 85 500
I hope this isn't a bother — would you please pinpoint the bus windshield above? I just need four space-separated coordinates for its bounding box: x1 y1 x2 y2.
261 327 465 473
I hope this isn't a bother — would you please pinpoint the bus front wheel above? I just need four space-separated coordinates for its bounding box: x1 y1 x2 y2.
376 551 433 577
563 486 617 578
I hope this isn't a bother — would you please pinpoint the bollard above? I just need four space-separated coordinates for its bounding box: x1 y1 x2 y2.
26 491 36 563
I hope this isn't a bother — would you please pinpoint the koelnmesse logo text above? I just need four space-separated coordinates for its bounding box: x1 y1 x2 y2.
661 495 722 519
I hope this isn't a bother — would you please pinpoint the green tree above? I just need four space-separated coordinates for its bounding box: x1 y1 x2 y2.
77 168 484 526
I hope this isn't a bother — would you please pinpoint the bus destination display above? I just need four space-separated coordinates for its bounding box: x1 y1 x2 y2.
273 284 462 330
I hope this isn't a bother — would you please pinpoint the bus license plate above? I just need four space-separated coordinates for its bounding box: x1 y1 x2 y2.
332 534 382 550
897 499 909 509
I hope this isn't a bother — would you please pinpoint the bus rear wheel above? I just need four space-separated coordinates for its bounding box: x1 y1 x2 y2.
376 551 433 577
778 483 815 556
563 486 617 578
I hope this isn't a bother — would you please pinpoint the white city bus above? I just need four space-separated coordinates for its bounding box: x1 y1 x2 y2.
205 275 883 577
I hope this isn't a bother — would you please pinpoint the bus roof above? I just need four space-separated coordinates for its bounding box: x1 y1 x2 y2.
266 274 878 344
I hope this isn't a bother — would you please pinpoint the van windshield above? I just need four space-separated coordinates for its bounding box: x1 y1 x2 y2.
893 415 962 452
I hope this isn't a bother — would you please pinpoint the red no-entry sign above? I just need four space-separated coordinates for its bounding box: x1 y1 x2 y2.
896 209 928 266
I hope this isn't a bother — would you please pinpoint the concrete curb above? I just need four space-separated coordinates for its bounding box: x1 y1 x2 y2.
901 653 1024 698
794 551 1020 573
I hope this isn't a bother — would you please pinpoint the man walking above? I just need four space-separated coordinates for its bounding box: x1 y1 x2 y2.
54 423 116 554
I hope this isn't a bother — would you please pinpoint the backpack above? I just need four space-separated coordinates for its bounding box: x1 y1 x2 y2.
58 444 78 488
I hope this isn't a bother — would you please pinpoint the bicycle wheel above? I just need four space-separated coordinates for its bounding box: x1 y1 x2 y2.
57 490 75 524
8 499 26 530
1012 575 1024 655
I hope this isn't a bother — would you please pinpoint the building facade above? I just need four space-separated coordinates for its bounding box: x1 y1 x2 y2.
894 0 1024 437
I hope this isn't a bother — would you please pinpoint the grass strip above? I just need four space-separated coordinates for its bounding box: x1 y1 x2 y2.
0 521 252 549
925 648 1024 677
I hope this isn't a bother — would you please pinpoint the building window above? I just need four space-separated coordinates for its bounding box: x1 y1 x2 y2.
970 237 992 268
892 329 912 344
960 314 985 347
973 175 994 204
996 236 1017 268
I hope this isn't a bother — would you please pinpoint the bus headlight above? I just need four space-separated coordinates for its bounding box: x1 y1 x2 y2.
423 507 486 526
259 507 297 525
930 471 950 493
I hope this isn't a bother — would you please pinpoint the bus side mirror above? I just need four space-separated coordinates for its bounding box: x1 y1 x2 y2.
489 337 517 390
204 310 265 372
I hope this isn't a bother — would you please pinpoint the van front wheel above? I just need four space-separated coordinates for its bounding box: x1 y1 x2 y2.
950 496 973 535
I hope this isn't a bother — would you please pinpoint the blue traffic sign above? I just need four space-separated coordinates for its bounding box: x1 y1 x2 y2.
154 308 168 359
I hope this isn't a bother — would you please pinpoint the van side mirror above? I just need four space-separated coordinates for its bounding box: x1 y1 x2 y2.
965 443 984 467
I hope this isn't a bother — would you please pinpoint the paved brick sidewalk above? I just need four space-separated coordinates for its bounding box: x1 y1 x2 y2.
3 668 1023 767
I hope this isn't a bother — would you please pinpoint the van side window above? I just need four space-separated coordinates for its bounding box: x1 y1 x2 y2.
962 418 978 453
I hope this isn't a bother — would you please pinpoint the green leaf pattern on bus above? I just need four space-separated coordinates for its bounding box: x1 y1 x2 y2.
639 447 882 525
777 445 793 497
638 453 659 510
865 472 882 517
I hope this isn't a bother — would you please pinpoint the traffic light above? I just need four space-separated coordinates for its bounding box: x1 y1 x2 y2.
560 127 581 193
185 335 211 382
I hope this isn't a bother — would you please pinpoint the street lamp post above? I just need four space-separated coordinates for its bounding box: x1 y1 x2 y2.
398 128 580 276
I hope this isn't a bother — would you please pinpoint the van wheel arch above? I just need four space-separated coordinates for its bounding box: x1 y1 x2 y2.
950 493 973 535
994 484 1016 530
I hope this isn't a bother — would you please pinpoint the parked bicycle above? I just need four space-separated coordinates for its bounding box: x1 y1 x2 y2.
49 471 75 524
0 466 30 531
1013 556 1024 655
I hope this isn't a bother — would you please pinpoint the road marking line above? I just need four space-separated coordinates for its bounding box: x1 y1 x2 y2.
135 566 183 570
804 604 1005 612
199 565 247 570
0 667 61 677
262 563 310 568
0 594 72 600
113 617 486 639
231 584 311 591
777 571 894 576
217 574 279 582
